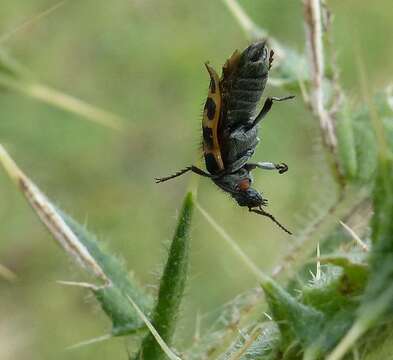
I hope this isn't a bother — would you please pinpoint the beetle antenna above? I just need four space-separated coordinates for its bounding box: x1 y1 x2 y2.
155 167 192 183
250 207 292 235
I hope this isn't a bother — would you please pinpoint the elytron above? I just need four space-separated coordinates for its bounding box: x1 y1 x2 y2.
156 41 294 234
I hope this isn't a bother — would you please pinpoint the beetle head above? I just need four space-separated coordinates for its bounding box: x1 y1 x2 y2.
232 186 264 208
229 177 264 208
212 169 266 208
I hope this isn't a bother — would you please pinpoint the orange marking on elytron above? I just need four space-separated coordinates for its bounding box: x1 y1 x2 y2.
203 63 224 171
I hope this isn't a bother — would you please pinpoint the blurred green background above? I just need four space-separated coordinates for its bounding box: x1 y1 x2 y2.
0 1 392 359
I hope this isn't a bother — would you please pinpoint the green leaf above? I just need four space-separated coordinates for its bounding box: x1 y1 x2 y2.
325 156 393 359
261 276 324 349
0 145 153 336
301 263 365 317
53 211 155 336
339 92 393 184
301 259 367 359
359 157 393 318
303 310 356 360
320 255 369 292
135 192 194 360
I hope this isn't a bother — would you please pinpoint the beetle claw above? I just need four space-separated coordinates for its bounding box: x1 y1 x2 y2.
275 162 288 174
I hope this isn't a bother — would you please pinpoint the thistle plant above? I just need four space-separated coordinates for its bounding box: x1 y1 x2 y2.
1 1 393 359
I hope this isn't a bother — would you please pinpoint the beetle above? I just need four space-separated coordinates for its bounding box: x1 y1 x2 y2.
155 41 294 234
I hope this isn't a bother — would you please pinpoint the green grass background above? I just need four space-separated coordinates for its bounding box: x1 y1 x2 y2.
0 1 392 359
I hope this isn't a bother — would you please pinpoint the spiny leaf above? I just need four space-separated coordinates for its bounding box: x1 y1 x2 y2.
301 261 366 359
301 263 365 317
261 276 324 348
320 255 369 291
0 145 153 336
135 192 194 360
0 145 108 280
357 157 393 322
62 214 153 336
326 155 393 360
337 92 393 183
304 310 356 360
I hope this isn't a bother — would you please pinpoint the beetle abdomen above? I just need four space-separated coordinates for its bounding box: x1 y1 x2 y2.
201 42 271 175
217 42 270 171
222 42 270 129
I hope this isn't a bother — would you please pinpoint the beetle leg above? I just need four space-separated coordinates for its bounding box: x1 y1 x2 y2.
245 162 288 174
155 166 211 183
251 95 295 128
190 166 213 178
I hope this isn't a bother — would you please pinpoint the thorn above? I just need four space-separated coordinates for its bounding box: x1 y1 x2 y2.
126 295 183 360
316 242 321 281
263 312 272 321
66 334 111 350
339 220 369 252
193 310 201 343
56 280 101 291
309 269 316 280
293 288 303 295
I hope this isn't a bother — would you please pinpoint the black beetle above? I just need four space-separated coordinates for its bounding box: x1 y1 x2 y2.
156 41 294 234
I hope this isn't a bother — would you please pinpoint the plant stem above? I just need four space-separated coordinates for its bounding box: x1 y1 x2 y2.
0 73 124 130
303 0 344 185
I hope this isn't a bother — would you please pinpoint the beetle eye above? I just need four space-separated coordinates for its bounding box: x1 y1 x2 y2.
238 179 250 191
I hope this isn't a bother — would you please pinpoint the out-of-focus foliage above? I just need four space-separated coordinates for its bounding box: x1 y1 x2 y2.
1 1 393 360
336 91 393 183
